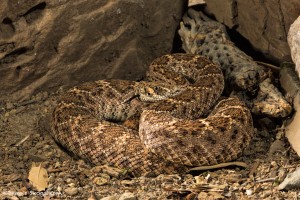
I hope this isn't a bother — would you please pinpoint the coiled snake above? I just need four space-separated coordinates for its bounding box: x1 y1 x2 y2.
50 53 254 177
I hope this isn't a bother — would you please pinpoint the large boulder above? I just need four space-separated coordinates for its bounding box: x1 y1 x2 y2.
204 0 300 63
0 0 186 101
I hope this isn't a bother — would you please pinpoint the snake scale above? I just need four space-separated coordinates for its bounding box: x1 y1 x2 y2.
50 53 254 177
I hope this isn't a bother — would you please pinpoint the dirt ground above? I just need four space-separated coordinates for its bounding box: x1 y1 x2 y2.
0 85 299 200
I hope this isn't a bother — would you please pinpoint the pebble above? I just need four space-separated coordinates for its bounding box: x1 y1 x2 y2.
93 176 109 186
54 161 61 168
279 167 300 190
121 179 135 186
57 186 62 192
100 196 118 200
66 178 73 183
119 192 137 200
245 189 253 196
64 187 78 196
68 183 75 187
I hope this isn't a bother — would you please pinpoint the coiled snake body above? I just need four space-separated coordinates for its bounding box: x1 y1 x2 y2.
51 54 254 177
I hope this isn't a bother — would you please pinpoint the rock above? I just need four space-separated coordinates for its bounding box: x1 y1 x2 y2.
251 78 292 118
93 175 110 186
280 65 300 157
204 0 237 28
64 187 78 196
280 64 300 98
288 16 300 77
0 0 185 101
100 196 118 200
284 94 300 157
204 0 300 63
268 140 285 156
119 192 137 200
278 167 300 190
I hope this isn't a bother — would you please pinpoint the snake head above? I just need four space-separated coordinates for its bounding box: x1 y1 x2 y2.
138 82 184 102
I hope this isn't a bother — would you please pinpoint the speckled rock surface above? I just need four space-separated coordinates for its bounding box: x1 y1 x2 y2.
0 0 185 101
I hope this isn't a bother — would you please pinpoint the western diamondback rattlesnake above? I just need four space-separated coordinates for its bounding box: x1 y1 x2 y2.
50 53 254 177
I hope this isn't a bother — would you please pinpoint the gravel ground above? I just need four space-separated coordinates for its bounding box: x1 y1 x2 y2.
0 88 299 199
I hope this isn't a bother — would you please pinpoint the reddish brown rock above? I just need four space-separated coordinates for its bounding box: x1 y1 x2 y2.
0 0 185 101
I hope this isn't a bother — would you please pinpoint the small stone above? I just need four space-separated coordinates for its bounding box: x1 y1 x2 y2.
121 179 135 186
194 175 206 184
54 161 61 168
270 161 278 168
64 187 78 196
57 186 62 192
93 176 109 186
66 178 73 183
279 167 300 190
68 183 75 187
268 140 285 155
100 196 118 200
246 189 253 196
119 192 137 200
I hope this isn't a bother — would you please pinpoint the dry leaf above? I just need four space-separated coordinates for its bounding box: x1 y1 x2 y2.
28 162 49 191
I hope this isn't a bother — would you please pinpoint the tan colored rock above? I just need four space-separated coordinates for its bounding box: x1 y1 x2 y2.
288 16 300 77
280 65 300 157
0 0 185 101
285 95 300 157
204 0 300 63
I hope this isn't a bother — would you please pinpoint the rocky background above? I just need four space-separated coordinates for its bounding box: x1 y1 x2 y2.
0 0 186 102
204 0 300 63
0 0 299 103
1 0 300 199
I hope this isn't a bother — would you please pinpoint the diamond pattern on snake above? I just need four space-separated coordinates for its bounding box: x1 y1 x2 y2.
50 53 254 177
